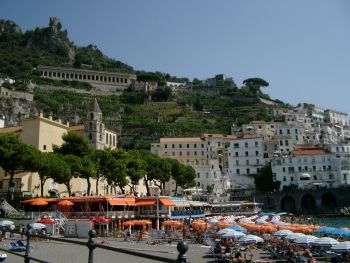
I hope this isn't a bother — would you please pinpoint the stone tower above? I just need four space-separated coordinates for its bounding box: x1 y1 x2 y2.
84 98 105 149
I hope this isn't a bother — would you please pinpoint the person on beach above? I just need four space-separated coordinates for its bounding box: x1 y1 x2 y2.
9 224 15 238
126 226 131 242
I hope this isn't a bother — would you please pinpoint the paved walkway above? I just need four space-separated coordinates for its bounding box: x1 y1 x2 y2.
0 236 329 263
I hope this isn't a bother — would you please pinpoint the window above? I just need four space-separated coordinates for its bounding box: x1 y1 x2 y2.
187 151 190 156
279 129 283 135
234 143 239 148
313 175 317 180
283 176 286 182
255 151 259 156
285 140 289 146
236 160 239 165
179 144 182 148
280 141 283 146
298 167 302 172
245 151 248 157
291 177 294 181
165 144 168 148
256 159 260 165
304 166 308 171
255 141 259 147
235 152 238 157
283 167 286 172
179 152 182 156
288 167 294 173
197 173 200 178
201 144 204 148
246 160 249 165
313 166 316 171
43 145 47 151
194 144 197 148
246 168 250 174
187 144 189 148
245 142 248 148
236 169 240 175
287 129 290 134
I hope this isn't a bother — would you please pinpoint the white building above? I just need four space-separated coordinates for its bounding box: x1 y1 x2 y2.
227 136 266 189
324 109 349 127
271 145 350 190
150 134 234 196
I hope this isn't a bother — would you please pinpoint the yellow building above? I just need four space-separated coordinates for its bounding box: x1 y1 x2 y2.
0 103 118 197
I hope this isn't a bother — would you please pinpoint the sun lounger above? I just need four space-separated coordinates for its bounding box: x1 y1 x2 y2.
9 242 26 252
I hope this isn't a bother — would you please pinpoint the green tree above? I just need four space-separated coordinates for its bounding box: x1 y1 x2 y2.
206 185 214 195
105 149 129 194
126 151 146 194
243 77 269 95
54 154 78 196
254 163 280 192
0 134 35 201
169 160 196 195
193 96 203 111
53 132 93 195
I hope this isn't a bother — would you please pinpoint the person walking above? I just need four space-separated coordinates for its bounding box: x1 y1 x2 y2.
9 224 15 238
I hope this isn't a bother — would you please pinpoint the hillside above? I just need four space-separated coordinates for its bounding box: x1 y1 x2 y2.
0 17 290 149
0 17 133 80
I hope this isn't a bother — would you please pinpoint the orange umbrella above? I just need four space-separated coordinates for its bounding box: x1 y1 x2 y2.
23 198 54 205
162 220 183 227
57 200 74 206
134 220 152 226
123 220 138 227
31 199 48 206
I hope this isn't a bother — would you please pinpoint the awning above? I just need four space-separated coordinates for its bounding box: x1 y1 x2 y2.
173 201 191 207
188 201 209 206
108 199 127 206
125 200 136 206
301 173 311 178
136 200 156 206
160 198 175 206
170 214 205 219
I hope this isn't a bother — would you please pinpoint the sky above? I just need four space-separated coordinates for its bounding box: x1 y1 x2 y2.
1 0 350 113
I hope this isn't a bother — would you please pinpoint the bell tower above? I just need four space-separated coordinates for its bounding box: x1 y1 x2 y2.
84 98 105 149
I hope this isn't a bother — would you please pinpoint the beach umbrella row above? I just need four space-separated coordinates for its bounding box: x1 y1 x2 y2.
239 235 263 244
0 220 14 227
293 235 318 245
331 241 350 252
273 229 293 237
311 237 339 248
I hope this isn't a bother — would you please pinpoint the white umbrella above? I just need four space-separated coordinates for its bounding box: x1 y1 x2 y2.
331 241 350 252
218 228 238 235
221 230 245 238
224 218 236 223
273 230 294 237
208 218 219 224
285 233 305 241
311 237 339 248
293 235 318 246
239 235 263 244
0 220 14 227
30 223 46 230
255 219 267 225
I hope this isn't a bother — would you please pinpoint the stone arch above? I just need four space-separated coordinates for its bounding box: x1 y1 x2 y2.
261 196 276 211
301 194 316 214
281 196 296 213
321 192 337 210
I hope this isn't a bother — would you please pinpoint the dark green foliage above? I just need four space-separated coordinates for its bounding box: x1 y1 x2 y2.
151 87 172 102
255 163 280 192
243 77 269 95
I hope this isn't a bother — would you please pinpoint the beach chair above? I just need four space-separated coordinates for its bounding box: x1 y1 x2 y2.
16 240 26 249
9 242 26 252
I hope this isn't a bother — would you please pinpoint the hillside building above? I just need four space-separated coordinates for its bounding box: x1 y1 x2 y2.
37 65 136 93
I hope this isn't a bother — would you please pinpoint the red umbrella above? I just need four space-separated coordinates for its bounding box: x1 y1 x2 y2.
37 218 55 225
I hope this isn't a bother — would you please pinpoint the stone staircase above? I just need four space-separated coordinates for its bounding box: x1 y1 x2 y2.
0 199 23 218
